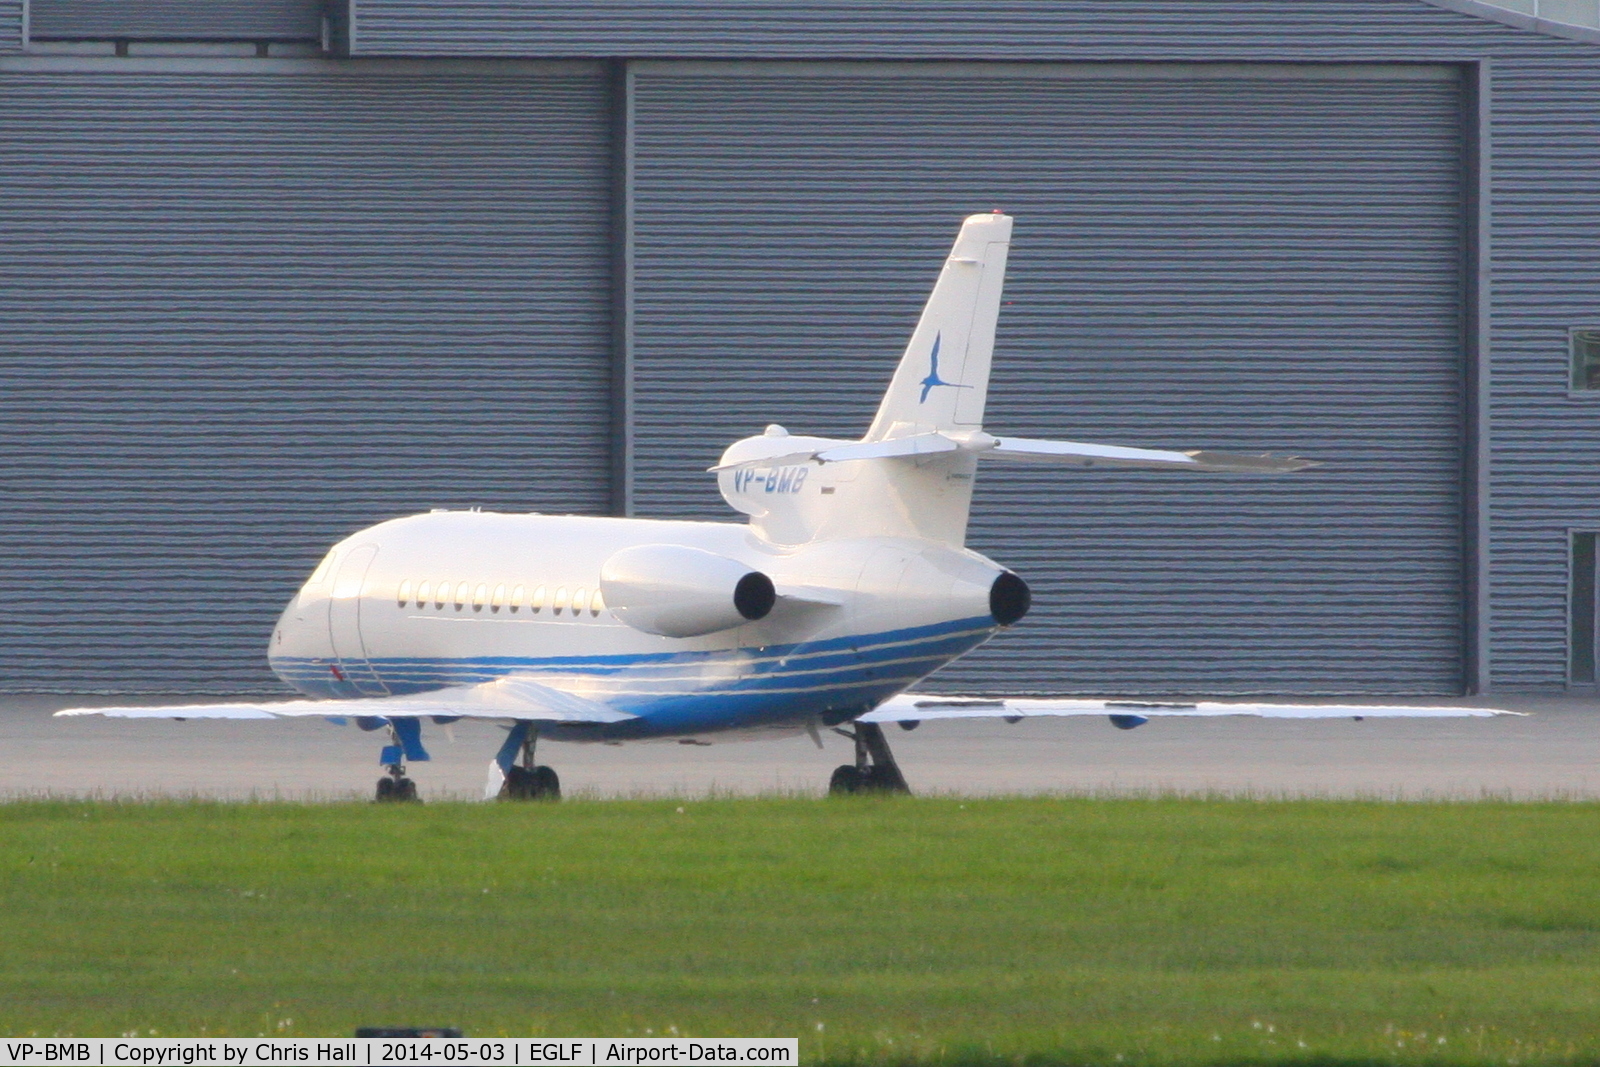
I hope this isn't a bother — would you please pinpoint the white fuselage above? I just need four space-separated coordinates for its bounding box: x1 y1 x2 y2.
270 511 1010 740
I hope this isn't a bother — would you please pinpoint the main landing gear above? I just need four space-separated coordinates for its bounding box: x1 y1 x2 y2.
497 721 561 801
829 721 911 796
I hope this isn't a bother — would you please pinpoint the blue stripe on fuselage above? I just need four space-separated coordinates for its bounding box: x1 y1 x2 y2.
271 616 997 737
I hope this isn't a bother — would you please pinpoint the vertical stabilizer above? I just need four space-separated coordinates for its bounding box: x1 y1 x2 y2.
864 212 1012 442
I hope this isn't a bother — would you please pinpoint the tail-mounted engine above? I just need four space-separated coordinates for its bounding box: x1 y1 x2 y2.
599 544 775 638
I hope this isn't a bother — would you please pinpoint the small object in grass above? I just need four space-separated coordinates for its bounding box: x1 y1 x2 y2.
354 1028 463 1038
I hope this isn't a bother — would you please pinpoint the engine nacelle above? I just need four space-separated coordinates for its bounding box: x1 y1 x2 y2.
599 544 776 638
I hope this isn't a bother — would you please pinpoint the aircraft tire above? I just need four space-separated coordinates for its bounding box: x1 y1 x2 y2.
500 765 561 801
375 777 397 802
828 765 864 796
862 765 910 794
396 778 420 803
532 765 561 800
500 766 534 800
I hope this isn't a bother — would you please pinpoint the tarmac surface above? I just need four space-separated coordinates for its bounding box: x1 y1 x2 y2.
4 692 1598 801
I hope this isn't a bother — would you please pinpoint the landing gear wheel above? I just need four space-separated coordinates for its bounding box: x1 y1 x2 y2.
827 722 912 796
500 764 561 801
376 769 421 803
829 765 864 796
863 765 904 793
376 777 421 803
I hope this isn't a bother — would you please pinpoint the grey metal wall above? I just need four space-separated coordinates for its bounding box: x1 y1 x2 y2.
344 0 1534 58
629 62 1466 695
1487 48 1600 689
1 0 23 52
0 59 612 692
4 0 1600 695
28 0 319 40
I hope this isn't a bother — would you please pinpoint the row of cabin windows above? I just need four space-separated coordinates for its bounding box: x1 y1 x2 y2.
396 580 605 618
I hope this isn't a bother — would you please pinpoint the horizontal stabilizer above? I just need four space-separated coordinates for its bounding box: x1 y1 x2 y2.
860 694 1524 723
710 431 1313 474
55 675 637 724
986 437 1317 473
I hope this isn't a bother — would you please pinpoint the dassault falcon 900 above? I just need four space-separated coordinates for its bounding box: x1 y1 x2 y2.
59 213 1516 800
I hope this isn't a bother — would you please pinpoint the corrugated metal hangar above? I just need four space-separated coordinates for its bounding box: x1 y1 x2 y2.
2 0 1598 697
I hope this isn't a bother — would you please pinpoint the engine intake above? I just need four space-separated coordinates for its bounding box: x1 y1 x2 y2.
600 544 775 638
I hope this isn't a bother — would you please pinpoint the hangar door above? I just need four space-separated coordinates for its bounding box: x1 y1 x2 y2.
630 62 1465 695
0 61 612 692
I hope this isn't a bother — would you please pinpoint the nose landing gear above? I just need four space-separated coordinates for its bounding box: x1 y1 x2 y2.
375 761 419 803
373 718 425 803
828 721 911 796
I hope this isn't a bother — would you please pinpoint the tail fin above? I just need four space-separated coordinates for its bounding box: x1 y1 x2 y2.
865 212 1013 442
713 211 1312 549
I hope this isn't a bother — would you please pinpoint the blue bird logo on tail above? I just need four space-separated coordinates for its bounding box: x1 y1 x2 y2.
918 332 970 403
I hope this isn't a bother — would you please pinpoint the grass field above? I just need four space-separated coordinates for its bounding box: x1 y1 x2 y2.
3 796 1600 1065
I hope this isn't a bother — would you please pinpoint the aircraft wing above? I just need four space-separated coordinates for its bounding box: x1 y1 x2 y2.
860 694 1524 727
54 675 636 724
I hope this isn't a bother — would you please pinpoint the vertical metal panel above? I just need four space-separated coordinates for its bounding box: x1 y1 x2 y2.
609 59 637 517
1483 48 1600 690
1462 60 1493 693
0 60 611 692
631 62 1465 695
28 0 321 40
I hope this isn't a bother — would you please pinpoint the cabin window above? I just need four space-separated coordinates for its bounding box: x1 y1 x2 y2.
473 583 488 612
510 584 524 613
416 581 431 607
491 584 506 613
435 581 449 609
573 588 588 618
453 582 467 611
397 580 413 608
532 585 546 614
553 586 568 616
591 588 604 617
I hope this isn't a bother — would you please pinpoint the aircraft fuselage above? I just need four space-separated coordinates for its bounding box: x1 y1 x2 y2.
269 511 1012 740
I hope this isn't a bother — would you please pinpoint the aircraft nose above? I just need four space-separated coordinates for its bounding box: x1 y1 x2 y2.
990 571 1031 626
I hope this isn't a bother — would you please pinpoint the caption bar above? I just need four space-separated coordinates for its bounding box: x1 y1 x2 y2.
0 1039 799 1066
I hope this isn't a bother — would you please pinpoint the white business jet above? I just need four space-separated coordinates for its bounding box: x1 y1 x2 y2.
59 213 1514 800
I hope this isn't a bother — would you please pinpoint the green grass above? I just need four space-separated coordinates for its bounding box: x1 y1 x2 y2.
3 796 1600 1065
